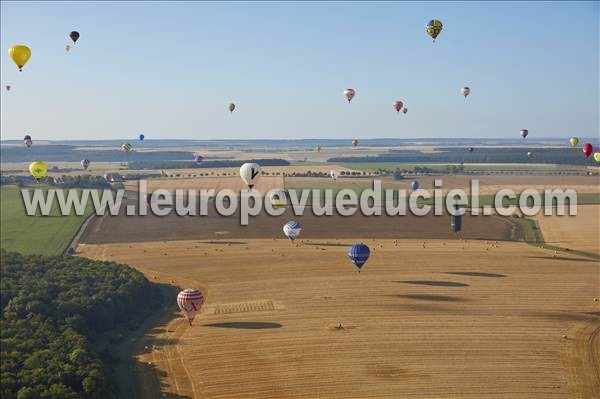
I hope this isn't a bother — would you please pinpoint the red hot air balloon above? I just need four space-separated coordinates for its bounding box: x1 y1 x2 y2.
520 129 529 139
582 143 593 158
177 288 205 326
393 101 404 113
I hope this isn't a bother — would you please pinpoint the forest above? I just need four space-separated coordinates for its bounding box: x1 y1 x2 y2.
0 250 163 399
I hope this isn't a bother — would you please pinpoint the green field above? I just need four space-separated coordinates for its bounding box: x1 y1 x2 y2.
0 186 97 255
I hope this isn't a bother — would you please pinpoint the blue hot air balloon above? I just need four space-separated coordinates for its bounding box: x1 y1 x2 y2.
451 204 462 233
139 133 145 141
348 243 370 271
411 180 419 191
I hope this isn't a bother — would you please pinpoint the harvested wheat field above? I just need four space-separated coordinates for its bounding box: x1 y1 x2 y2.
78 238 600 399
79 204 521 244
535 205 600 255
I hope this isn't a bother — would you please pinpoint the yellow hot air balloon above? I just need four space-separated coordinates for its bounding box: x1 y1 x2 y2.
8 45 31 72
594 152 600 164
29 161 47 181
569 137 579 147
315 145 321 152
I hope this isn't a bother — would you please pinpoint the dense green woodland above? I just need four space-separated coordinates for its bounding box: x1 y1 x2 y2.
1 250 162 398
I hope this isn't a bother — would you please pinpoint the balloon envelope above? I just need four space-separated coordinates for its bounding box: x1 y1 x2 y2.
411 180 419 191
121 143 132 152
520 129 529 138
139 134 145 141
8 45 31 71
240 163 261 189
461 87 471 97
569 137 579 147
228 103 236 113
352 139 358 147
5 85 10 91
348 243 370 270
402 107 408 114
393 101 404 113
582 143 593 157
69 31 80 43
65 45 71 52
344 88 355 102
81 159 90 169
593 152 600 164
177 288 204 325
195 154 204 164
29 161 47 180
468 147 474 153
330 170 340 180
426 19 443 41
527 151 533 158
283 221 302 241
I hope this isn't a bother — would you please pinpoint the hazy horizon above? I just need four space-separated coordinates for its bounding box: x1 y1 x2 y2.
1 1 598 140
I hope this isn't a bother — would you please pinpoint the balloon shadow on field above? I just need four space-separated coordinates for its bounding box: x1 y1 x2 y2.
445 272 507 278
396 280 469 287
204 322 283 329
526 256 598 263
304 242 354 247
390 294 465 302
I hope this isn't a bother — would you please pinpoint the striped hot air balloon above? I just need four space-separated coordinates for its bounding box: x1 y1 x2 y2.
270 190 288 209
177 288 205 326
121 143 132 152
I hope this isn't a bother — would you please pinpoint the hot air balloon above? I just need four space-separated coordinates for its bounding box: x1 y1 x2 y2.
5 85 11 91
570 137 579 147
283 221 302 241
403 107 408 114
195 154 204 165
177 288 205 326
270 190 288 209
139 133 145 141
23 135 32 148
593 152 600 164
582 143 593 158
468 147 474 153
426 19 443 42
352 139 358 147
69 31 80 43
348 243 370 272
461 87 471 98
330 170 340 181
411 180 419 191
29 161 47 181
8 45 31 72
344 88 355 103
393 101 404 113
65 45 71 52
315 146 321 152
228 103 236 113
240 162 261 190
121 143 132 152
527 151 533 158
520 129 529 139
81 159 90 170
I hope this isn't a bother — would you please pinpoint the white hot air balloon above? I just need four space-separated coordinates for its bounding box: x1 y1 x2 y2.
330 170 340 181
240 162 261 190
283 221 302 241
461 87 471 98
177 288 205 326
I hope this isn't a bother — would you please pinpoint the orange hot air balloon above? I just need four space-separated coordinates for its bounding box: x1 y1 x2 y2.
393 101 404 113
582 143 593 158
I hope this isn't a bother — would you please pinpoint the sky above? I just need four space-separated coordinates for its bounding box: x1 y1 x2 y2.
1 1 598 140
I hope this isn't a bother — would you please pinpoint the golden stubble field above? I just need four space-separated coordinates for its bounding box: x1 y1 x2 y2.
78 238 600 399
534 205 600 255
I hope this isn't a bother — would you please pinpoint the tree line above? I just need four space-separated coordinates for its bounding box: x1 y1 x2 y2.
1 250 162 399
